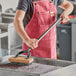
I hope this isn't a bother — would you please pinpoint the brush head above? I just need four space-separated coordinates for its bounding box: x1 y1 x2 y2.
9 56 34 65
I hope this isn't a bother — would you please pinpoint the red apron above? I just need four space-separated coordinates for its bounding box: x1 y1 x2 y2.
22 0 57 59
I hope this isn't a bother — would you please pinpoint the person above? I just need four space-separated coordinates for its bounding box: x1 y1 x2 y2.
14 0 73 59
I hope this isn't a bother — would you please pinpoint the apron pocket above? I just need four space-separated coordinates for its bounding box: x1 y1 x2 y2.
37 11 51 26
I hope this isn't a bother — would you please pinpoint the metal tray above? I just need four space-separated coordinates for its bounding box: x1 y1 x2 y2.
0 57 75 76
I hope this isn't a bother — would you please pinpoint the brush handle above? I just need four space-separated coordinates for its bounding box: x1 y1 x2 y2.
15 18 62 58
15 48 31 58
38 18 62 41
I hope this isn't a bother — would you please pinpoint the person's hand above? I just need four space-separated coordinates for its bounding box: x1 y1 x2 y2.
24 38 38 49
60 12 70 24
58 0 74 24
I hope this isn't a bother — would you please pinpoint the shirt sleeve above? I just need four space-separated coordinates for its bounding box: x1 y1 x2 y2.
17 0 28 12
57 0 64 5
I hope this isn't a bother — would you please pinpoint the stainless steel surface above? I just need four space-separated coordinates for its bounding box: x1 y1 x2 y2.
0 12 14 50
1 13 14 23
71 18 76 61
44 64 76 76
0 56 75 76
0 23 8 29
0 12 22 54
0 63 61 74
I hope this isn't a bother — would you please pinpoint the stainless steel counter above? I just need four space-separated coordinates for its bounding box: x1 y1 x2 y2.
0 56 75 76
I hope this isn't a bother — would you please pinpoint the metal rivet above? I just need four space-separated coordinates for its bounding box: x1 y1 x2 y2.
35 2 37 5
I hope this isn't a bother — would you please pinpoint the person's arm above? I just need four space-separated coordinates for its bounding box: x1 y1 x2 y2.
58 0 74 22
14 10 38 49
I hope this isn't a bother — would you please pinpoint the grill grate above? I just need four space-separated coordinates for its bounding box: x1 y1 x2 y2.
0 63 61 74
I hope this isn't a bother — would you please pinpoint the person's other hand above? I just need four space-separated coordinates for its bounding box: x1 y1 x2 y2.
24 38 38 49
60 12 70 24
